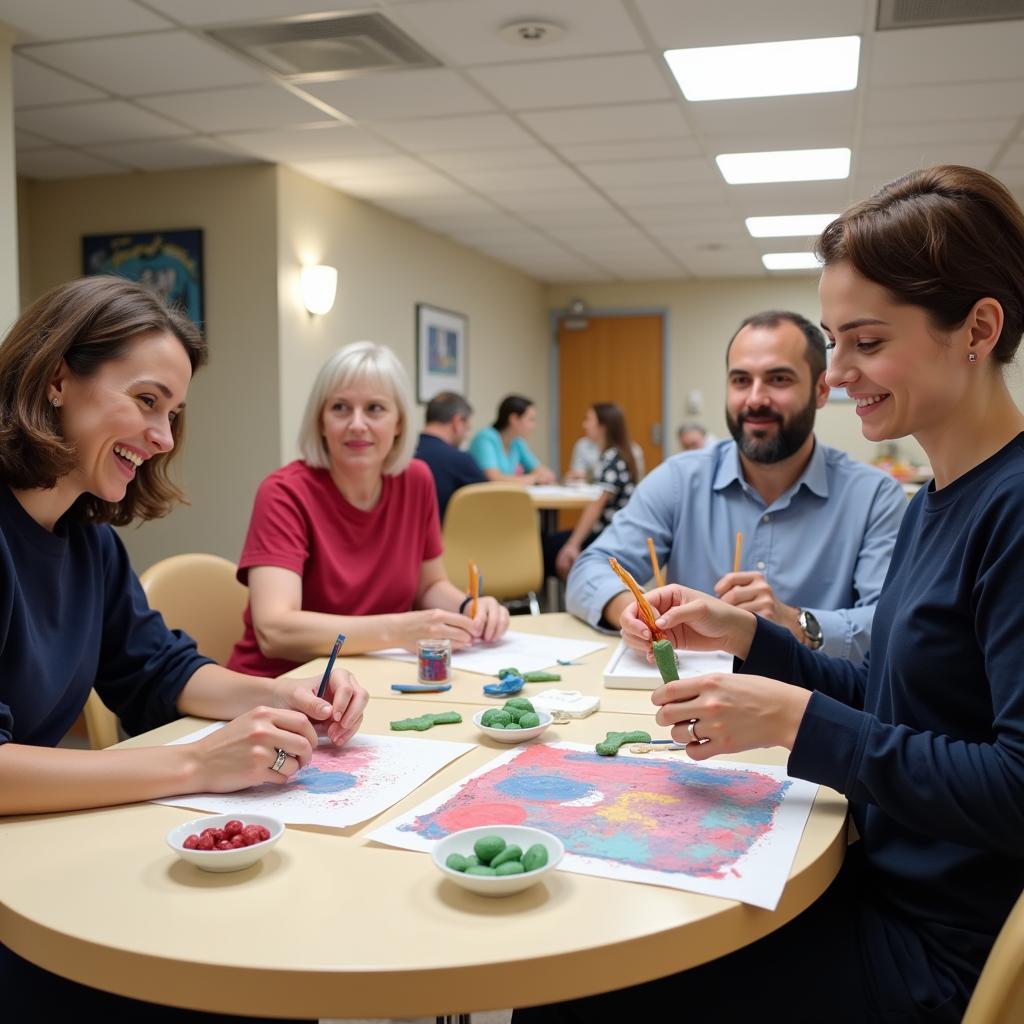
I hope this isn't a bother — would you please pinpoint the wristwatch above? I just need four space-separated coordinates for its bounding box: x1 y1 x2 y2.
798 609 824 650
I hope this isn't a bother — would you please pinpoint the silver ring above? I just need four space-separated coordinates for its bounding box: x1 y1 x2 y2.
270 747 288 773
687 719 707 744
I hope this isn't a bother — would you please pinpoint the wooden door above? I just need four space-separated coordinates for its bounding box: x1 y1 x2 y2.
557 313 664 481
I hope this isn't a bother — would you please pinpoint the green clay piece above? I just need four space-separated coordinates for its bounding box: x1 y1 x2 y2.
482 709 512 727
505 707 524 723
504 697 534 711
652 639 679 683
465 865 497 876
495 860 526 875
474 835 507 864
465 855 479 867
504 721 521 730
523 671 561 682
523 844 549 872
517 712 541 729
446 853 470 872
497 666 522 679
490 845 523 868
596 729 652 756
390 711 463 732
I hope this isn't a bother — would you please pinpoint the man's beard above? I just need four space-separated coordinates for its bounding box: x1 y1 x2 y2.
726 391 816 464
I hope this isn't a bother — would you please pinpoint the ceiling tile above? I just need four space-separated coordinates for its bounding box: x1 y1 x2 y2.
388 0 645 65
496 188 621 214
424 146 560 172
291 155 432 181
518 207 632 230
372 114 535 151
303 69 494 121
690 92 857 139
222 124 397 162
547 224 654 247
522 102 690 145
23 31 265 96
854 143 1001 188
0 0 171 41
601 181 730 208
332 173 467 199
722 180 855 214
16 146 126 179
16 101 189 145
13 55 106 107
634 0 866 48
144 0 370 25
870 22 1024 87
867 82 1024 124
450 164 586 193
580 157 716 187
556 137 701 163
628 203 739 227
996 143 1024 169
14 128 51 150
85 136 251 170
140 84 327 132
861 119 1018 148
468 55 671 110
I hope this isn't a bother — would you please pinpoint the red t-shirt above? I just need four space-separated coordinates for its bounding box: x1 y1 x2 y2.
227 459 443 677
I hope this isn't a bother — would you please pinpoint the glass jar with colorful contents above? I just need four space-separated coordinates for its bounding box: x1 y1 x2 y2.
417 638 451 684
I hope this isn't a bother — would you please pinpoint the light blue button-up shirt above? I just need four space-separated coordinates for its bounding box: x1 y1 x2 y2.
566 439 907 662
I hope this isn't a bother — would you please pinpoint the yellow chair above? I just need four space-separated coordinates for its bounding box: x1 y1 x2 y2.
82 553 247 749
442 483 543 615
962 887 1024 1024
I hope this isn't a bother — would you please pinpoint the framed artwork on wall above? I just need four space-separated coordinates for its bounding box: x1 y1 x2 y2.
416 302 467 403
82 228 205 328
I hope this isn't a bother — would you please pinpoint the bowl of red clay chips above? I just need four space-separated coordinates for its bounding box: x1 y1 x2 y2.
166 813 284 873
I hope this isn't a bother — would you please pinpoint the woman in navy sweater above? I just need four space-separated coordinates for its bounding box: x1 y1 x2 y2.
0 277 367 1020
521 167 1024 1023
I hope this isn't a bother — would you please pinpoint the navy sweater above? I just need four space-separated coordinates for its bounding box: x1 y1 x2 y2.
742 434 1024 1009
0 485 211 747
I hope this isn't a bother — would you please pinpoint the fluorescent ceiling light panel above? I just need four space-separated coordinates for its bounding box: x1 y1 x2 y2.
717 148 850 184
762 252 823 270
746 213 839 237
664 36 860 102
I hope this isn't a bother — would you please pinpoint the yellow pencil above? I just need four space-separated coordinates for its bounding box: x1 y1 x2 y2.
646 537 665 588
468 560 479 618
733 531 743 574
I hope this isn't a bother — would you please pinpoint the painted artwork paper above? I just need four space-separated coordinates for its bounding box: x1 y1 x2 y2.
158 725 475 828
370 631 606 676
371 741 817 909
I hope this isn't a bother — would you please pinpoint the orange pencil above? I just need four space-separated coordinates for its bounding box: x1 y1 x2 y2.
468 560 479 618
608 557 667 641
733 531 743 574
646 537 665 589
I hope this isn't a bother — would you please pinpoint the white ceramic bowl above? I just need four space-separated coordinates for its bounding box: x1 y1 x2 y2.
473 708 552 744
166 813 284 873
432 825 564 896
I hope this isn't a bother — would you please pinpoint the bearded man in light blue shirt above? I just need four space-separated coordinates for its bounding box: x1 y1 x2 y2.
566 310 906 662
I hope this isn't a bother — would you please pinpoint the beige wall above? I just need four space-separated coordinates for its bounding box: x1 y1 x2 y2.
20 165 282 571
545 276 931 468
0 26 18 332
275 165 550 465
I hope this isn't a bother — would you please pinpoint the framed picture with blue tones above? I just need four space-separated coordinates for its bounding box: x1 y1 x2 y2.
416 302 467 403
82 228 204 329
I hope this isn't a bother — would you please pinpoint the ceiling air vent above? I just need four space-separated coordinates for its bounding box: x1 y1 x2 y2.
877 0 1024 30
206 13 440 81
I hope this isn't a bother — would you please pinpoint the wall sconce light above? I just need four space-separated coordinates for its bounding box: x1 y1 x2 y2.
300 264 338 315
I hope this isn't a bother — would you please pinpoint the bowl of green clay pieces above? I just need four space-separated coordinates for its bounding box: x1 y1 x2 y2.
473 699 552 743
432 825 564 896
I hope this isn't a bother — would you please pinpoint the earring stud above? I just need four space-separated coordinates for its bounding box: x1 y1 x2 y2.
51 397 61 407
968 353 978 363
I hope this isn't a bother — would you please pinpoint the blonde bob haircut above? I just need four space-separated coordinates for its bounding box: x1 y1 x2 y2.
298 341 416 476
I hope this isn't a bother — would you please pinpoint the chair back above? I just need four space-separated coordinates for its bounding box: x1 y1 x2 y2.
442 483 543 600
962 887 1024 1024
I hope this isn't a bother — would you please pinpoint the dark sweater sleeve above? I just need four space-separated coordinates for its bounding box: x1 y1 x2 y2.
94 528 213 737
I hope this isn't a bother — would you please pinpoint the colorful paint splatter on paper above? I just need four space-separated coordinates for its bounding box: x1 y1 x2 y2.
158 727 475 828
370 742 817 909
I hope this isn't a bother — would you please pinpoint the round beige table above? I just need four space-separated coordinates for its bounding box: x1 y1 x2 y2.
528 485 603 534
0 700 847 1019
295 612 658 716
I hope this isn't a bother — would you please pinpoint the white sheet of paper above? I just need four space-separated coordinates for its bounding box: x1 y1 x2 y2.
370 741 817 910
603 639 733 689
370 630 606 676
157 725 475 828
528 484 604 501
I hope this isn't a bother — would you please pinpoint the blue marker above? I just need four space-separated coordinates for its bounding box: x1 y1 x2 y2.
316 634 346 699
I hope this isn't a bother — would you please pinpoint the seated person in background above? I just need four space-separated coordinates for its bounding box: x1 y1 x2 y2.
414 390 486 520
566 310 907 662
677 420 713 451
550 403 639 579
566 405 645 482
228 342 510 676
468 394 555 484
0 277 365 1021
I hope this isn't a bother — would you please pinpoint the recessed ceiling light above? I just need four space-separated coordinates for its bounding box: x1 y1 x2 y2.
762 252 823 270
717 148 851 184
664 36 860 101
746 213 839 237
